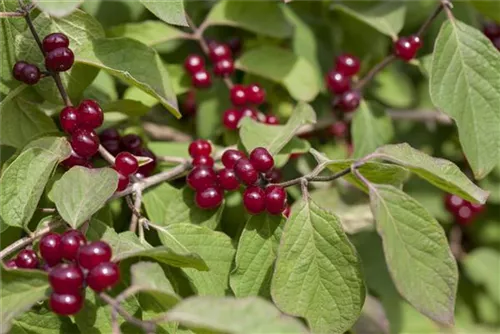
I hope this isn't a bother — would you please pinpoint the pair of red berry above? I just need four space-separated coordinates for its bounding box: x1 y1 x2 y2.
394 35 423 61
444 194 485 226
326 54 362 113
12 61 42 85
483 22 500 50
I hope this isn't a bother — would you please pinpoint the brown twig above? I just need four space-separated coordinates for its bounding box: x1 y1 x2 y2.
0 11 24 17
417 4 444 37
128 187 143 233
142 121 193 142
355 55 396 91
449 225 464 260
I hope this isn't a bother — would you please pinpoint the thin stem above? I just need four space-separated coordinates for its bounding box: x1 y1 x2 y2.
441 0 454 22
142 122 193 142
129 187 143 233
0 11 24 17
417 4 444 37
355 55 396 91
450 225 465 260
273 167 352 188
99 145 116 165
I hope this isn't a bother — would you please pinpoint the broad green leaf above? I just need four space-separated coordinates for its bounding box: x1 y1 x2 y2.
102 99 150 117
33 0 82 17
333 2 406 39
50 167 118 228
0 267 50 334
165 64 190 96
368 184 458 324
11 308 78 334
158 224 235 296
77 38 180 118
372 65 415 108
236 46 320 101
230 214 283 298
0 137 70 228
204 0 291 38
352 101 393 158
375 143 489 203
462 248 500 305
272 199 365 334
84 70 118 103
196 81 230 139
123 85 159 107
140 0 188 27
148 142 190 160
430 20 500 179
164 296 308 334
470 1 500 22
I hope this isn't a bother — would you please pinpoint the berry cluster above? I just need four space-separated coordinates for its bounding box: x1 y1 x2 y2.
325 54 362 113
444 194 485 226
483 22 500 51
393 35 423 61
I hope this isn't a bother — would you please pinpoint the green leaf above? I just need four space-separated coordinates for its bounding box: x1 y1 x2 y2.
0 137 70 228
374 143 489 203
50 167 118 229
0 267 50 334
333 2 407 39
140 0 188 27
462 248 500 305
102 99 150 117
352 101 394 158
230 214 283 298
372 65 415 108
148 142 190 160
368 184 458 325
430 20 500 179
271 199 365 334
77 38 180 118
11 308 78 334
196 81 230 139
236 46 320 102
33 0 82 17
163 296 309 334
205 0 291 38
469 1 500 22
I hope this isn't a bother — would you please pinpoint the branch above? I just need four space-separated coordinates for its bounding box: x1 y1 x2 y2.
441 0 454 22
417 4 444 37
0 11 24 17
128 186 143 233
355 55 396 91
142 122 193 142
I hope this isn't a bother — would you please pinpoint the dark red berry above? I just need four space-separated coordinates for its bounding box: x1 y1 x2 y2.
209 44 232 62
45 47 74 72
217 168 240 190
230 85 247 106
12 61 28 81
120 134 142 152
335 54 360 77
195 187 224 209
249 147 274 173
49 292 83 315
409 35 423 49
39 233 62 266
87 262 120 292
456 205 474 226
214 58 234 77
134 147 157 176
328 121 348 138
59 106 79 134
60 230 86 261
265 115 279 125
5 259 17 269
78 99 103 129
243 186 266 214
99 128 120 142
483 22 500 40
61 149 90 169
223 109 241 130
49 263 84 293
246 84 265 105
467 202 485 214
192 155 214 167
71 128 100 158
184 54 205 74
444 194 465 214
336 91 361 112
101 140 121 156
114 152 138 176
240 107 258 120
192 70 212 88
283 205 291 218
182 90 197 115
77 241 112 270
394 37 418 61
22 64 41 85
42 33 69 53
265 185 287 215
15 249 39 269
326 70 351 95
227 37 242 55
493 37 500 51
187 166 217 191
221 149 245 169
189 139 212 158
234 158 259 185
115 170 129 192
264 168 282 183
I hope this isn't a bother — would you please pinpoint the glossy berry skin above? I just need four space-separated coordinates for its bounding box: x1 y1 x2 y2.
214 58 234 77
221 149 245 169
246 84 265 105
209 44 232 62
192 155 214 167
265 186 287 215
39 233 62 266
59 106 79 134
328 121 348 138
336 91 361 112
60 230 86 261
227 37 242 55
101 140 121 156
335 54 360 77
483 22 500 40
234 158 259 185
468 202 485 214
121 134 142 152
12 61 28 81
264 168 282 183
326 70 351 95
42 33 69 53
21 64 41 85
50 293 83 315
243 186 266 214
78 99 103 129
456 205 474 226
77 241 112 270
115 171 129 192
409 35 423 49
192 70 212 88
184 54 205 74
394 37 418 61
223 109 241 130
15 249 39 269
189 139 212 158
49 263 84 293
265 115 279 125
87 262 120 292
240 107 258 120
45 47 74 72
195 187 224 209
249 147 274 173
5 259 17 269
187 166 217 191
134 147 157 176
115 152 138 176
99 128 120 142
71 128 100 158
444 194 465 214
217 168 240 190
230 85 247 106
182 90 197 115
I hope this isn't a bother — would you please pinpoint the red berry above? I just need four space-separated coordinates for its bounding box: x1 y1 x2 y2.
234 158 259 185
59 106 79 134
115 171 130 192
283 205 291 218
214 58 234 77
120 134 142 152
249 147 274 173
467 202 485 214
5 259 17 269
184 54 205 74
12 61 28 81
22 64 41 85
444 194 465 214
265 185 287 215
243 186 266 214
223 109 241 130
189 139 212 157
217 168 240 190
192 155 214 167
15 249 39 269
101 139 121 156
335 54 360 77
78 99 103 129
60 230 86 261
246 84 265 105
483 22 500 40
195 187 224 209
394 37 418 61
39 233 62 266
209 44 232 62
115 152 138 176
192 70 212 88
49 292 83 315
264 168 282 183
227 37 242 55
61 149 90 169
230 85 247 106
328 121 348 138
409 35 423 49
134 147 157 176
326 70 351 95
187 166 217 191
71 128 100 158
493 37 500 51
240 107 258 120
42 33 69 53
182 90 197 115
99 128 120 142
87 262 120 292
221 149 245 169
45 47 74 72
49 263 84 293
77 241 112 270
265 115 279 125
456 205 474 226
336 91 361 112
